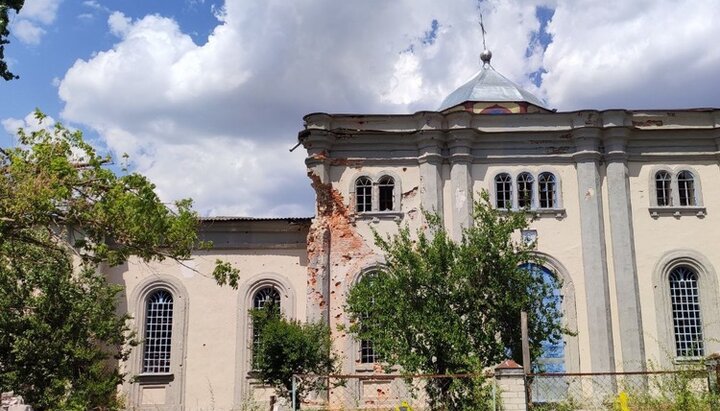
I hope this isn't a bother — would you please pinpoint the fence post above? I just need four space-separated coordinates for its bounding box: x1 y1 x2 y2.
495 359 527 411
291 375 297 410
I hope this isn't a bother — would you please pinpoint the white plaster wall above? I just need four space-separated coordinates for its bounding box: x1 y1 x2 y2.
108 248 308 410
629 161 720 364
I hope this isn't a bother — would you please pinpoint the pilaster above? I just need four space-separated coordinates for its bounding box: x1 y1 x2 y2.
417 131 444 217
572 128 616 372
448 130 474 241
604 130 646 371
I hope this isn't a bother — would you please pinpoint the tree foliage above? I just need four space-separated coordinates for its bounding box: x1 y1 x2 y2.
0 0 24 80
251 304 338 409
346 192 567 409
0 111 206 409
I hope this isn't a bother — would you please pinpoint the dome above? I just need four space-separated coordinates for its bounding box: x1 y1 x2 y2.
438 59 549 113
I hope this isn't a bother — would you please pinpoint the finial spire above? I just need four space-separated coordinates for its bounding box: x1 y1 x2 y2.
479 12 492 67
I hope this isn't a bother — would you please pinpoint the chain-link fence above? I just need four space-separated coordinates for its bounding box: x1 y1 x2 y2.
527 369 719 410
291 373 497 411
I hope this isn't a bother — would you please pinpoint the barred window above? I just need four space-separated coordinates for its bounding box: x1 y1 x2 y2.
355 177 372 212
517 173 534 209
538 173 557 209
669 267 704 358
358 272 380 364
252 287 281 361
143 290 174 374
378 176 395 211
655 171 672 206
677 171 696 206
495 173 512 208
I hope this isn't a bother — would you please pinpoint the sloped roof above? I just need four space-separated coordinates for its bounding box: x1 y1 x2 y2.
438 64 548 112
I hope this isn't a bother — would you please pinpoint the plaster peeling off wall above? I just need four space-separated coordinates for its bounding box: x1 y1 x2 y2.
306 171 378 365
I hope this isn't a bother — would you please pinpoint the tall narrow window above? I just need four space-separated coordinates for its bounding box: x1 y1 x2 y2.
655 171 672 206
358 272 379 364
517 173 534 209
538 172 557 209
495 173 512 208
669 267 704 358
143 290 174 374
378 176 395 211
677 171 696 206
252 286 281 364
355 177 372 212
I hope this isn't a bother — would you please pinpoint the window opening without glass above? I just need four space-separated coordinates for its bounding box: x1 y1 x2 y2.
378 176 395 211
517 173 534 209
677 171 696 206
495 173 512 208
143 289 174 374
538 172 557 209
655 171 672 206
359 272 379 364
669 266 704 358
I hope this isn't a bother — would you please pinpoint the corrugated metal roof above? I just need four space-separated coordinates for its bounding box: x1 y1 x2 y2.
438 65 548 112
199 216 312 223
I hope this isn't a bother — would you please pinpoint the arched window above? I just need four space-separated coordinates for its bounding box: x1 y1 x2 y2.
517 173 534 209
495 173 512 209
355 177 372 212
677 170 696 206
143 289 174 374
252 287 281 362
357 272 379 364
522 264 565 373
655 171 672 206
538 173 557 209
669 266 704 357
378 176 395 211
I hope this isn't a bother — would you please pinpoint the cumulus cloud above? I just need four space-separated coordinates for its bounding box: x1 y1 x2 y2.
11 0 62 45
540 0 720 110
56 0 720 217
2 112 56 137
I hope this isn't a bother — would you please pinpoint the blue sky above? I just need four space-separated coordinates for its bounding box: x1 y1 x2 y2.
2 0 720 217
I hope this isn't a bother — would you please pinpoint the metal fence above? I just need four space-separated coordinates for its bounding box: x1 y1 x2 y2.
291 373 496 411
527 369 719 410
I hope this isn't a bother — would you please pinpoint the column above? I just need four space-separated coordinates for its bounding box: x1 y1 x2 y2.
573 129 616 372
417 132 444 218
605 131 646 371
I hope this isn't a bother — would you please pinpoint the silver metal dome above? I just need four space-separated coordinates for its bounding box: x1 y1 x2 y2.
438 64 548 112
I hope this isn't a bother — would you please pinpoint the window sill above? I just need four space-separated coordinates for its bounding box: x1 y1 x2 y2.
649 207 706 219
498 208 566 219
133 373 174 384
352 211 403 223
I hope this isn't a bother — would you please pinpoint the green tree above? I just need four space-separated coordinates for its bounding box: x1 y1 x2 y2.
0 111 221 410
346 193 567 410
0 0 24 80
251 303 338 409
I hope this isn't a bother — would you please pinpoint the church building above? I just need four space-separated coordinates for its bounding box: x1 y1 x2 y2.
112 48 720 410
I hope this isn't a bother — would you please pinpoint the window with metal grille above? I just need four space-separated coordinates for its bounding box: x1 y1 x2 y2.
378 176 395 211
669 266 704 358
143 290 174 374
495 173 512 208
655 171 672 206
252 286 281 362
538 172 557 209
355 177 372 212
517 173 534 209
358 272 379 364
677 171 696 206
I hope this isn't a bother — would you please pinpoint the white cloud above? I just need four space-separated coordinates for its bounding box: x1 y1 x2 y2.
540 0 720 109
11 0 62 45
56 0 720 217
2 111 56 137
12 20 46 45
19 0 62 25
